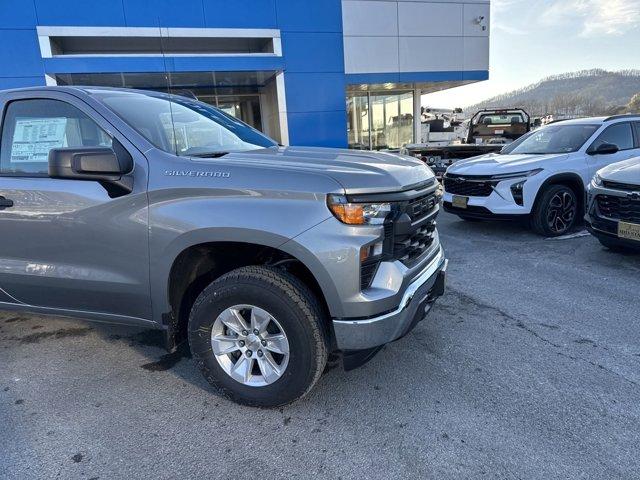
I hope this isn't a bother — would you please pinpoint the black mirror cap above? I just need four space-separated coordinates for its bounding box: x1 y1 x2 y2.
588 143 619 155
48 139 133 197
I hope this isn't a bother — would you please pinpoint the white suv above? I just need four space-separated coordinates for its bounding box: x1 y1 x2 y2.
442 115 640 236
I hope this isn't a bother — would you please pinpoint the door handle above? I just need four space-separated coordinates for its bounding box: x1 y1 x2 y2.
0 196 14 210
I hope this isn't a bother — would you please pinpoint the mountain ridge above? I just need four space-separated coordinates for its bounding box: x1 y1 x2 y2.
465 69 640 116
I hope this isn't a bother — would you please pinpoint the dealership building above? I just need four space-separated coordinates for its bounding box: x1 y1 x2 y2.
0 0 490 149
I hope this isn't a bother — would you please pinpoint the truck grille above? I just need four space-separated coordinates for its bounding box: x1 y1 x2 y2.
393 221 437 265
597 195 640 223
387 190 439 267
359 183 440 289
443 175 494 197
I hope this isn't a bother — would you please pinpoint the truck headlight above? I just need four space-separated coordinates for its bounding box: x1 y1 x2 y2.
327 195 391 225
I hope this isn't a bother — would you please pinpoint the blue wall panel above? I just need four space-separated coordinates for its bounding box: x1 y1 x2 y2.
0 0 38 28
287 111 348 147
124 0 205 28
33 0 126 26
284 73 345 113
0 76 45 89
203 0 278 29
0 30 43 77
281 32 344 73
275 0 343 32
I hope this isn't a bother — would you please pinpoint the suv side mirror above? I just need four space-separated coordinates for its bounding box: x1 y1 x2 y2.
49 140 134 196
588 143 619 156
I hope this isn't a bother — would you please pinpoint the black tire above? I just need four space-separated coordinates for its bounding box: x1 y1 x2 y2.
458 215 483 222
531 184 579 237
188 265 328 407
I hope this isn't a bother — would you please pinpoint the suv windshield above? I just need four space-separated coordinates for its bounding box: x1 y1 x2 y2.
502 124 599 155
90 89 278 157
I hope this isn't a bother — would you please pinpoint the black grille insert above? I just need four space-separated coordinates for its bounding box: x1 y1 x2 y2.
597 195 640 223
444 175 495 197
602 180 640 192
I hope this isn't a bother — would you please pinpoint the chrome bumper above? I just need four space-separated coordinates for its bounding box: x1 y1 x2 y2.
333 249 447 350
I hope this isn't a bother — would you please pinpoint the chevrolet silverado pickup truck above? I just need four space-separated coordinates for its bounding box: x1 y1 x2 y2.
0 87 447 407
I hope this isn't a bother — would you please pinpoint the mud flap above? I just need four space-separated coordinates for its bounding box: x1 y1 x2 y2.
342 345 385 371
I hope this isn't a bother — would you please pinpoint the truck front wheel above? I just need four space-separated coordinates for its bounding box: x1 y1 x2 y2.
188 266 328 407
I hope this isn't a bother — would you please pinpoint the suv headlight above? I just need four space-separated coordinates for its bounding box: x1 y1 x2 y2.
592 173 603 187
489 168 543 181
327 194 391 225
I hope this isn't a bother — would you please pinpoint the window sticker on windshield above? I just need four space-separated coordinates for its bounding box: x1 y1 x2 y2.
10 117 67 163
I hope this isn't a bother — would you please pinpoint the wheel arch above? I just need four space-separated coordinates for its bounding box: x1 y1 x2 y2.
157 233 338 351
532 172 586 215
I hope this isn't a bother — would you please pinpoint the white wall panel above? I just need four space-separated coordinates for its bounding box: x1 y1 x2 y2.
463 3 490 36
464 36 489 71
398 2 463 37
342 0 490 75
342 1 398 36
344 36 399 73
399 36 463 72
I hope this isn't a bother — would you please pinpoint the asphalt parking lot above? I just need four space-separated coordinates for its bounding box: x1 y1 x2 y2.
2 212 639 480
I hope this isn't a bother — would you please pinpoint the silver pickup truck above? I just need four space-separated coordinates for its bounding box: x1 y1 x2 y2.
0 87 447 406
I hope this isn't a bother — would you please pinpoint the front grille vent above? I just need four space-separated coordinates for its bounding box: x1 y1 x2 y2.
443 175 494 197
597 195 640 223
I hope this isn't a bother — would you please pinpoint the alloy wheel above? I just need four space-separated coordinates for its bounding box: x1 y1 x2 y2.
546 190 576 234
210 304 290 387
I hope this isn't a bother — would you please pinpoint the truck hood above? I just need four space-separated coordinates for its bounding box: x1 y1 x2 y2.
219 146 434 194
448 152 569 175
598 157 640 186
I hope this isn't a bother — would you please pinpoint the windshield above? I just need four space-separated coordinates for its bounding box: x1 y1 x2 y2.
476 113 525 125
501 124 599 155
91 89 278 156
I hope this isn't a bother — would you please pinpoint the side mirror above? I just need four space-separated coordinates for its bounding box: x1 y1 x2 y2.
588 143 619 156
49 140 133 196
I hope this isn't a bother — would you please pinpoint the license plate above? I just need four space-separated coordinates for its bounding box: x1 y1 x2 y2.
618 221 640 242
452 195 468 209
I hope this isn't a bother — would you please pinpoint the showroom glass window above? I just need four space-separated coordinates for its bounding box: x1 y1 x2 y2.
0 99 112 175
589 122 634 151
347 91 414 150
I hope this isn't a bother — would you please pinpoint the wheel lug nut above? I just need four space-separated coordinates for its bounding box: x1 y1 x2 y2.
242 330 248 336
238 340 245 347
261 340 267 347
257 350 263 357
246 350 253 357
253 329 259 335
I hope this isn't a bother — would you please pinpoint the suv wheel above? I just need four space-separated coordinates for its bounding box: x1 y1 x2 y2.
531 184 578 237
188 266 328 407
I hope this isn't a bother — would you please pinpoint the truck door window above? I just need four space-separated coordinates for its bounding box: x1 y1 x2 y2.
589 123 634 152
0 99 112 176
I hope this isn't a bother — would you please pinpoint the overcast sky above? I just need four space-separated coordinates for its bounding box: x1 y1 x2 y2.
422 0 640 109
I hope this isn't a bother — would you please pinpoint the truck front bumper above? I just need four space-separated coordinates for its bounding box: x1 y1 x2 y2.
332 249 447 351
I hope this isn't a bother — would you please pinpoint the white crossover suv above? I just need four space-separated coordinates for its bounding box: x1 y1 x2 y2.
442 115 640 236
